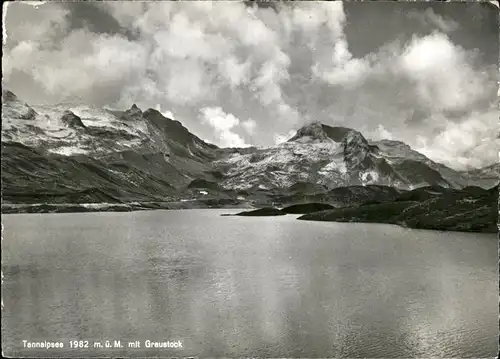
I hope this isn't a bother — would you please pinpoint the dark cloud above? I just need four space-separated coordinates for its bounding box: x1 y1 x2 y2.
243 0 281 11
62 1 140 41
406 109 430 125
2 2 70 51
344 1 499 66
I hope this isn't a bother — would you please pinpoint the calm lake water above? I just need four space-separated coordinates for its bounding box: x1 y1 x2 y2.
2 209 498 358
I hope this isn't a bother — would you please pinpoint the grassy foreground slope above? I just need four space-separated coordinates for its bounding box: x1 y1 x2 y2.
298 186 498 233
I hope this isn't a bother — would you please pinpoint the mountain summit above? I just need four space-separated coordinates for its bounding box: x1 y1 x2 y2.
214 120 476 191
288 122 353 143
1 91 497 206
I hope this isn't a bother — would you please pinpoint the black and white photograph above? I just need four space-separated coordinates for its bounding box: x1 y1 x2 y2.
1 0 499 357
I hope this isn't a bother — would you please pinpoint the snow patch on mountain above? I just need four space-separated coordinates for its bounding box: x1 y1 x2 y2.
49 146 89 156
215 134 348 189
360 170 380 184
2 97 155 156
318 160 347 176
4 90 496 199
69 105 149 137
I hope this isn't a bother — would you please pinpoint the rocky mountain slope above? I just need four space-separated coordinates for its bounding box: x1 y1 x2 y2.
460 163 500 189
2 90 225 205
2 90 498 216
213 122 484 192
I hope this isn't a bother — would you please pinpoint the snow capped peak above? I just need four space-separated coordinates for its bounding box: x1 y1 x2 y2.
2 90 37 121
124 104 143 119
4 94 493 197
128 103 142 114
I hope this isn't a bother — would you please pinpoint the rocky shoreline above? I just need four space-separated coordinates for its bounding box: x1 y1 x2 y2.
1 199 253 214
298 186 499 234
3 185 498 234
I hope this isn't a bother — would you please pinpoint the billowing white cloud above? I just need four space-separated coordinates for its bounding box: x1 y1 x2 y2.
2 1 497 169
5 27 148 104
313 30 491 114
312 48 371 87
398 32 489 112
155 104 174 120
242 118 257 135
415 109 500 170
274 129 297 145
218 56 252 89
199 107 249 148
366 124 395 141
302 2 371 88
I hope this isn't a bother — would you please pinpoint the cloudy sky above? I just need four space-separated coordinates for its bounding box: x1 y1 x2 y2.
3 1 499 170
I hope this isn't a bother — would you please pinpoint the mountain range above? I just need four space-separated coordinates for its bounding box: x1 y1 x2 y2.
1 89 498 232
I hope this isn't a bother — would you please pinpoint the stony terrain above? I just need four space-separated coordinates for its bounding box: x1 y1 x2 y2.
2 90 498 232
213 122 473 192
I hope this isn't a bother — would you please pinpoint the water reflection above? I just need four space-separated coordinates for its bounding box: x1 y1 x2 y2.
2 210 497 357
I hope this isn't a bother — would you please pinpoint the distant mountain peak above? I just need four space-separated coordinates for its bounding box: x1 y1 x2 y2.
2 91 38 121
3 94 498 210
124 103 142 118
2 90 18 102
288 121 359 143
142 107 219 153
288 121 329 142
